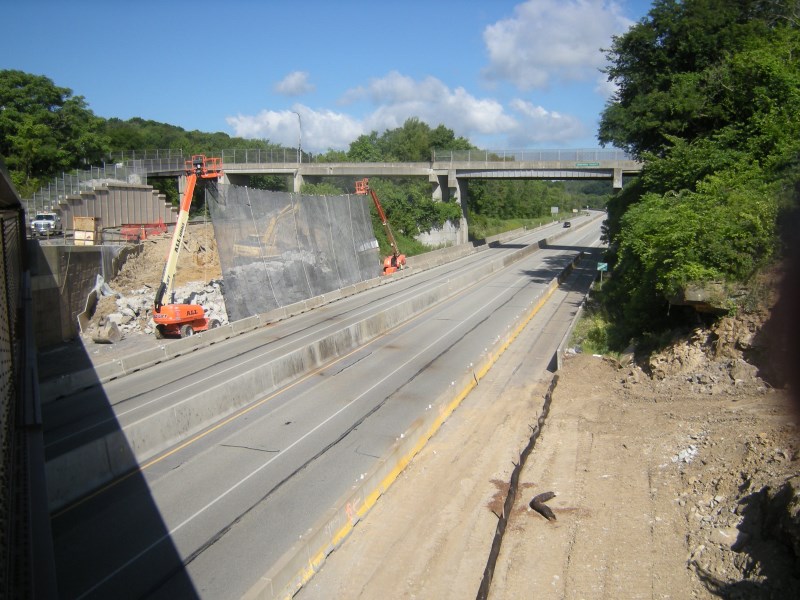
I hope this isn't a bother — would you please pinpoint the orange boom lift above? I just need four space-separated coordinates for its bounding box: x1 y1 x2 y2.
355 178 406 274
152 155 223 338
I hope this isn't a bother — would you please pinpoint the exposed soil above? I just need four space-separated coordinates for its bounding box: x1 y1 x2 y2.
118 221 221 293
66 222 225 366
491 350 798 599
91 221 221 322
297 304 799 598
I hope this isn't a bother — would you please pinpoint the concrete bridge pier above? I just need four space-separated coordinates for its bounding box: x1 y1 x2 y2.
293 170 304 193
417 172 469 246
219 172 246 187
430 172 448 202
613 168 623 189
178 173 188 196
450 173 470 245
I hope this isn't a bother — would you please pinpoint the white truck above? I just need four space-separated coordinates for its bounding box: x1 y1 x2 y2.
30 211 63 237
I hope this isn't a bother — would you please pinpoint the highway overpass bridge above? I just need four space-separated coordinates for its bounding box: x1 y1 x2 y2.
25 148 641 243
146 147 642 203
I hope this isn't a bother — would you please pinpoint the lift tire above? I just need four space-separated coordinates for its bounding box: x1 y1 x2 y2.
180 324 195 338
154 325 165 339
209 319 221 329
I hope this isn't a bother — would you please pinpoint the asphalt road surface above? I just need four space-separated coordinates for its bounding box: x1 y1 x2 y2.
48 216 604 599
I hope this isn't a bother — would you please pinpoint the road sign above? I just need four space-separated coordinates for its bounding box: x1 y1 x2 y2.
597 262 608 271
576 162 600 167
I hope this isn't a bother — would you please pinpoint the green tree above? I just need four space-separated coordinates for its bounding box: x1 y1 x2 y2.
347 132 382 162
0 70 110 195
597 1 800 348
378 118 432 161
300 181 343 195
343 119 473 164
429 124 473 152
360 178 461 237
598 0 791 156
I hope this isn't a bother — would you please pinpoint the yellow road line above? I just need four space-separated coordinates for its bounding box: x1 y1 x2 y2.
279 279 560 599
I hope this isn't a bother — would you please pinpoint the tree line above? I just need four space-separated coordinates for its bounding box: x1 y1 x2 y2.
596 0 800 350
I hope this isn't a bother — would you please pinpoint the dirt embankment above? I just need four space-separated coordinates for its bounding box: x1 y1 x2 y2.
298 295 799 599
492 332 799 599
74 222 223 361
107 221 221 296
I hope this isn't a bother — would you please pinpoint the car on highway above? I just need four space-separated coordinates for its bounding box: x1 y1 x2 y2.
563 221 571 228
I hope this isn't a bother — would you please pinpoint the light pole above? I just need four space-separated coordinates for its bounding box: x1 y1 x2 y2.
291 111 302 163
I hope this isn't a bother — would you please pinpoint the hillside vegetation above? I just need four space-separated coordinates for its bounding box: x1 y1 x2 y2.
596 0 800 351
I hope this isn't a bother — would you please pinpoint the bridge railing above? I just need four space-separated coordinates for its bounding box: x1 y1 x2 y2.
110 149 303 166
431 148 635 163
25 147 637 215
25 162 147 217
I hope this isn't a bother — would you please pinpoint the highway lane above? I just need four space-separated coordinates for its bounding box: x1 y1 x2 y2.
48 218 604 599
42 215 593 465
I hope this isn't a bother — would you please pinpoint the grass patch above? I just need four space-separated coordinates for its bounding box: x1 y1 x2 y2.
468 214 576 241
570 310 613 356
568 285 621 358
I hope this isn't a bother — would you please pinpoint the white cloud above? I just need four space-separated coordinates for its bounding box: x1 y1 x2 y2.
345 71 517 136
507 99 588 145
274 71 316 96
482 0 633 90
226 107 362 153
227 72 592 152
594 72 618 100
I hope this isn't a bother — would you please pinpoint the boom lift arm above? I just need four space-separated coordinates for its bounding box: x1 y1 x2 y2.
355 178 406 274
152 155 223 338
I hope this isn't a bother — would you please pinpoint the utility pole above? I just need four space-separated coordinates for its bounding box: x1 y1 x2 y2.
291 111 302 163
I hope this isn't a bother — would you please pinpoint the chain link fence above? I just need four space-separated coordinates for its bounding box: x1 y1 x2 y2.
431 148 636 162
208 185 380 321
1 171 57 597
0 210 23 597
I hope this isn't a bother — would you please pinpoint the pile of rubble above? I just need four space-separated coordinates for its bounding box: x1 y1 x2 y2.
83 278 228 343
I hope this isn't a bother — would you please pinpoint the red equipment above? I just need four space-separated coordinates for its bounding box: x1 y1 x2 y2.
355 178 406 274
152 155 223 338
121 220 168 242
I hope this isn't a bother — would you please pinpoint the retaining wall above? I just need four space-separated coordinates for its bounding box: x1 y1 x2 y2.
29 243 132 348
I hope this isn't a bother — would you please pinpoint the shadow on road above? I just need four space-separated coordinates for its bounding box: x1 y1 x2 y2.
40 318 197 597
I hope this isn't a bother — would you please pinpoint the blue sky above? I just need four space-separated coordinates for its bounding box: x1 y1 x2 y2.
3 0 653 154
